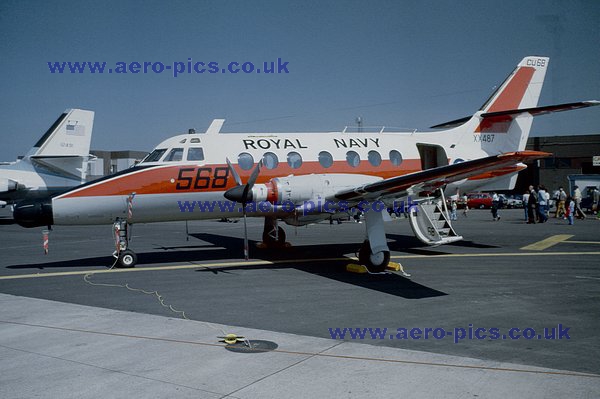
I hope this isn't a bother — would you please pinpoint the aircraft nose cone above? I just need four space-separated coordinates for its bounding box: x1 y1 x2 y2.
13 199 54 228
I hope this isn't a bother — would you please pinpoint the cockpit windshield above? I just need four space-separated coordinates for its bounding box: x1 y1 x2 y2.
141 145 206 164
141 148 167 163
187 147 205 161
164 148 184 162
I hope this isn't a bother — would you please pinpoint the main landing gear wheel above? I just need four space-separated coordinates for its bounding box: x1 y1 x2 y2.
262 226 286 247
358 240 390 273
117 249 137 268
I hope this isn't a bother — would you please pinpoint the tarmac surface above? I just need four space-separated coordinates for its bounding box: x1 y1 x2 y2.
1 207 599 397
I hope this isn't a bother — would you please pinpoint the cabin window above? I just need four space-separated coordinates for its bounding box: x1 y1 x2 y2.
368 150 382 167
238 152 254 170
187 147 205 161
318 151 333 168
142 148 167 163
346 151 360 168
263 152 279 169
190 138 201 143
287 152 303 169
164 148 184 162
389 150 403 166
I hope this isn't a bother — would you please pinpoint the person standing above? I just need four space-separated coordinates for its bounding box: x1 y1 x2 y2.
551 188 560 216
543 185 551 221
522 190 530 221
462 194 469 217
566 196 575 225
450 199 458 221
527 186 538 224
555 187 567 218
538 185 548 223
573 185 586 220
491 192 500 221
592 187 600 219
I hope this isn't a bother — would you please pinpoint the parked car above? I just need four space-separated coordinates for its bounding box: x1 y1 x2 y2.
466 193 493 209
581 186 599 212
503 194 523 208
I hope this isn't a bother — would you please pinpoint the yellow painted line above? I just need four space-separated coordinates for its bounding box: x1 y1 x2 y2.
575 276 600 281
568 241 600 245
0 260 278 280
0 257 354 281
393 252 600 259
520 234 574 251
3 252 600 281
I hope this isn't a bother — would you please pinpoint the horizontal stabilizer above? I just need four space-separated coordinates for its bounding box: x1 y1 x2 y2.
481 100 600 119
431 100 600 129
30 155 93 181
430 116 471 130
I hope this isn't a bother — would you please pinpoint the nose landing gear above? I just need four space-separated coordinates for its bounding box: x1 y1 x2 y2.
113 219 137 268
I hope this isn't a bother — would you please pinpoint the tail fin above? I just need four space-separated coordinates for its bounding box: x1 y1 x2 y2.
435 56 549 156
479 56 548 113
28 109 94 157
434 56 598 192
27 109 95 181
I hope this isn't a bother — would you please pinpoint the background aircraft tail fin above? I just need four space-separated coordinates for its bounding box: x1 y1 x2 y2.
28 109 95 181
30 109 94 157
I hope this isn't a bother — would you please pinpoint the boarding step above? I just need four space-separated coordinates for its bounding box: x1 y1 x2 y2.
409 201 463 246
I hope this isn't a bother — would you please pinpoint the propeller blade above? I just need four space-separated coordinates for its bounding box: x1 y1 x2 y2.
226 157 242 186
247 159 263 189
223 158 262 261
243 210 249 261
241 161 262 260
224 159 262 203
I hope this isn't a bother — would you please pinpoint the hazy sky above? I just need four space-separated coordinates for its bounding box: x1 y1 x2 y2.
1 0 599 160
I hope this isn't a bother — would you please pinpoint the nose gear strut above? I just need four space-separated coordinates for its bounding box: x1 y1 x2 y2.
113 218 137 268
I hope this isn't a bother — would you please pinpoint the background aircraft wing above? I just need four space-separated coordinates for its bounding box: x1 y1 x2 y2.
334 151 550 202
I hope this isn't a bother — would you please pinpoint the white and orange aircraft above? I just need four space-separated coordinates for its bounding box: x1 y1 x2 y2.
14 56 599 270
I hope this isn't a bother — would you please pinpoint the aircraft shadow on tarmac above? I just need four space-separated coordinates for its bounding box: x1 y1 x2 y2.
6 231 447 299
195 261 446 299
189 232 447 299
384 233 498 256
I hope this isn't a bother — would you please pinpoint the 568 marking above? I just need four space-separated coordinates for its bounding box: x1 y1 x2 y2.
175 167 229 190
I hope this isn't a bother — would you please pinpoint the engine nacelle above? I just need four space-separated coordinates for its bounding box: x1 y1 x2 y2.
250 174 382 205
0 178 18 193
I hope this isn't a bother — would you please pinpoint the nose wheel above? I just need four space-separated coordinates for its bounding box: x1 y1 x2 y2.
117 249 137 268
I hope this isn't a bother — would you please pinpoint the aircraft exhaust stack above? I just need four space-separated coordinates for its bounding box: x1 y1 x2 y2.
13 199 53 228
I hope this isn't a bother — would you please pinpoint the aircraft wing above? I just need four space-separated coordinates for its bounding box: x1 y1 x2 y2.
334 151 550 202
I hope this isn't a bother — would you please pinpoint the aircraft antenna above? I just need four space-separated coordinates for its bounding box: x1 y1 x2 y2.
356 116 363 133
